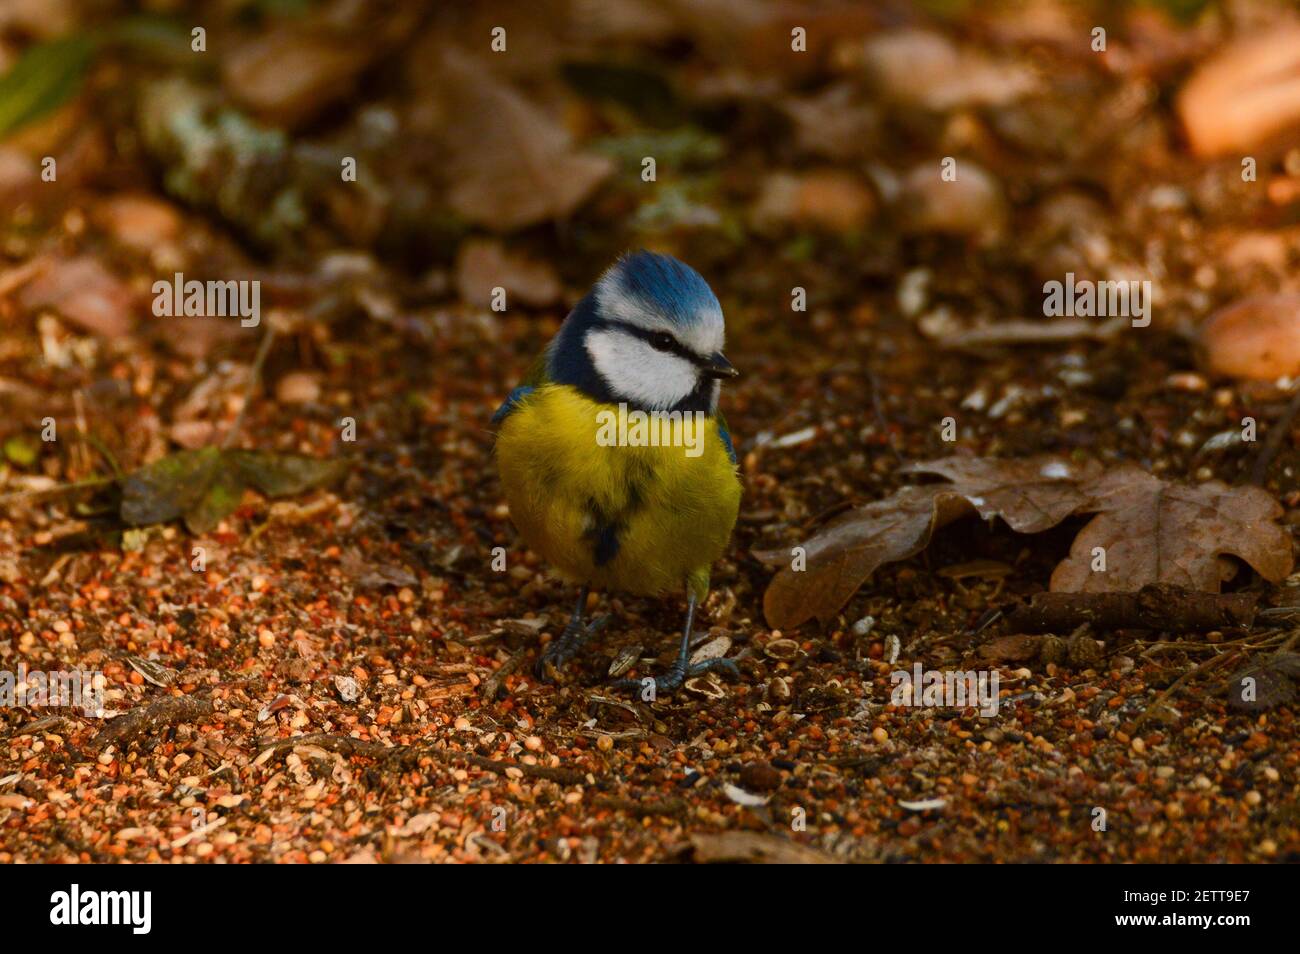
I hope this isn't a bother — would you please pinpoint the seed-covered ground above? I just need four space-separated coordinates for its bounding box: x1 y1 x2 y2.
1 0 1298 863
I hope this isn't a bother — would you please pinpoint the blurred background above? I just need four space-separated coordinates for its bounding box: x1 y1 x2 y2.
2 0 1299 453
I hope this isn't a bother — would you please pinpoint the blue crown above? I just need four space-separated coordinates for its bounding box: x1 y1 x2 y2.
606 251 720 328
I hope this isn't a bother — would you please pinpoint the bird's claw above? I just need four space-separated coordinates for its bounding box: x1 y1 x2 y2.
534 614 611 681
611 657 739 698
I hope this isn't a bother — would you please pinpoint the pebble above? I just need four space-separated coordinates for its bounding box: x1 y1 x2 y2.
872 727 889 743
1131 737 1146 754
596 735 613 752
739 760 783 792
276 372 322 404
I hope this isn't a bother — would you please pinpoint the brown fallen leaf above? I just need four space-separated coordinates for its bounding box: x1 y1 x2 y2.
750 170 877 234
221 6 420 130
757 456 1101 629
1050 466 1293 593
434 50 613 231
92 193 183 252
976 634 1043 662
223 29 373 130
779 84 880 161
760 456 1292 630
1224 653 1300 711
862 29 1039 111
455 239 562 308
17 254 135 337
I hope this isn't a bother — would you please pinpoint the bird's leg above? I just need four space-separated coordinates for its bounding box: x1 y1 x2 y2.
535 587 611 680
612 591 738 697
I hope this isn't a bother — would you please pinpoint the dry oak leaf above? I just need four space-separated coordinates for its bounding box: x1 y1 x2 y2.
1049 466 1293 593
757 456 1101 630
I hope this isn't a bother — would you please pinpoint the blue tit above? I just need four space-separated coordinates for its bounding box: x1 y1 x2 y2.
492 250 743 694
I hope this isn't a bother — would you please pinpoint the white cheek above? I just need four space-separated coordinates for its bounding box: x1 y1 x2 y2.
586 329 698 409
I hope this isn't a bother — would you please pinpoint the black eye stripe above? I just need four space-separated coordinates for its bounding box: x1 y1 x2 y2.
606 320 707 367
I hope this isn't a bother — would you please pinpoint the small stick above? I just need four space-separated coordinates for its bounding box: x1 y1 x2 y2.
256 733 392 759
1134 651 1239 729
221 325 277 450
0 475 115 506
479 646 529 701
1249 385 1300 486
1003 585 1258 634
89 696 215 752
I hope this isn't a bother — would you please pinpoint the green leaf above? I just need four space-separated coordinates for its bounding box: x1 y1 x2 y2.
120 447 223 526
184 466 245 534
229 451 348 497
3 435 38 467
0 35 97 139
119 448 346 534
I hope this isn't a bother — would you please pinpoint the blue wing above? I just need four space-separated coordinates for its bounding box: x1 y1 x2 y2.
718 419 737 466
491 385 534 425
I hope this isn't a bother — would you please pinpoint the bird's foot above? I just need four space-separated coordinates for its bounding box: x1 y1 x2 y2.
535 614 611 681
612 657 739 699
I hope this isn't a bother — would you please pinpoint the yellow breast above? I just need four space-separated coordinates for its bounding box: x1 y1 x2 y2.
494 384 741 598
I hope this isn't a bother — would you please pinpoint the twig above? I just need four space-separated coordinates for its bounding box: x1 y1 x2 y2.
221 325 277 450
1134 651 1239 729
1004 585 1258 634
1249 384 1300 486
255 732 392 759
169 815 228 849
478 646 529 702
0 475 115 506
82 431 123 479
72 389 90 476
89 695 215 752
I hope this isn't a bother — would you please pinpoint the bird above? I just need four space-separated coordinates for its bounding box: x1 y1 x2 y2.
492 250 742 695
